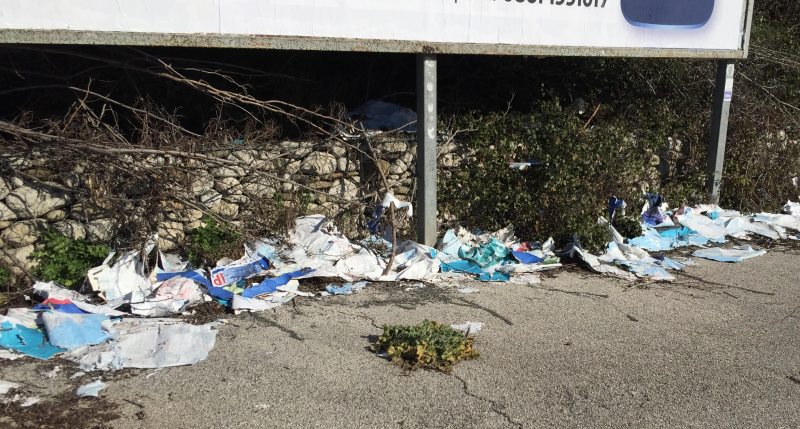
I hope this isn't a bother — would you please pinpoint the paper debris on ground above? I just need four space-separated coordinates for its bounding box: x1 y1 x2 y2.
450 322 484 335
72 319 217 371
0 380 20 395
692 246 767 263
76 380 107 397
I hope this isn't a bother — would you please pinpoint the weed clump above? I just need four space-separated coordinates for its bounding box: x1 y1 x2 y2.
371 320 479 372
30 230 110 287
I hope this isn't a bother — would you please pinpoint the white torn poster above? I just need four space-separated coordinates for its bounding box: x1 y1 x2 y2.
93 250 154 303
676 211 727 240
692 246 766 263
73 319 217 371
156 277 205 306
231 295 284 312
289 215 355 257
130 299 188 318
33 281 88 302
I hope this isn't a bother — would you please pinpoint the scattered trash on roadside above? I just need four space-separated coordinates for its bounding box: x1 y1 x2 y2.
77 380 107 397
2 193 799 378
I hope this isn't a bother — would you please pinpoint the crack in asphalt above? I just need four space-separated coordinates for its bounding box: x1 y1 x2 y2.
451 297 514 326
250 316 305 342
451 373 522 428
327 307 384 330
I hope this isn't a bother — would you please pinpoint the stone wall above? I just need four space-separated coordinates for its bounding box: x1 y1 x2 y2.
0 135 468 275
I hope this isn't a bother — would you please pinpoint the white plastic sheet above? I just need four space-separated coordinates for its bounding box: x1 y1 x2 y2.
93 250 154 303
676 211 727 240
289 215 355 257
76 380 107 397
379 193 413 218
74 319 217 370
692 246 766 263
33 281 88 302
130 299 188 318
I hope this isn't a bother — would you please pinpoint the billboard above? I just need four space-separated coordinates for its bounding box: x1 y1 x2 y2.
0 0 753 57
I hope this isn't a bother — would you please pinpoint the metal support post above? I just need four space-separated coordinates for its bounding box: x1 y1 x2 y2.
706 59 735 205
416 53 437 246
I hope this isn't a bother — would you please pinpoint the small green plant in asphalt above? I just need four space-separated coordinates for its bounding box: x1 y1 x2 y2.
30 230 110 287
188 217 242 267
371 320 479 372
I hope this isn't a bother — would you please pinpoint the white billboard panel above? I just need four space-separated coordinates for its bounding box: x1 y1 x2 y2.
0 0 751 54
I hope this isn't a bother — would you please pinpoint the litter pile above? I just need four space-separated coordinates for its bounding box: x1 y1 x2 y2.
2 190 800 373
566 195 800 281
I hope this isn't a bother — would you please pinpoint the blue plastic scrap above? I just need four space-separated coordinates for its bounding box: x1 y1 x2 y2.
210 257 270 288
642 193 666 226
325 281 369 295
512 251 544 265
0 321 65 359
366 205 385 232
458 238 511 268
441 260 510 282
42 311 112 351
477 272 511 282
439 230 465 260
156 269 211 287
33 300 86 314
608 197 627 221
441 260 485 275
325 284 351 295
630 227 724 252
241 269 312 298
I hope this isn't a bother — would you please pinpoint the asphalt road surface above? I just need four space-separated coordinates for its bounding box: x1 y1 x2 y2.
2 250 799 428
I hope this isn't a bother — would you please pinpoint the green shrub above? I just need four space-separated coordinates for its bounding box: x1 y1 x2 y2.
371 320 479 372
613 216 643 240
440 104 662 252
188 217 242 267
0 267 11 287
30 230 111 287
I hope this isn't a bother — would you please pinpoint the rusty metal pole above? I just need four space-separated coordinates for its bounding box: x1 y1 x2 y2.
706 59 735 205
416 53 437 246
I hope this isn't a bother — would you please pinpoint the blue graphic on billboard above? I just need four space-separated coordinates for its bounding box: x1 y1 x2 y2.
621 0 715 30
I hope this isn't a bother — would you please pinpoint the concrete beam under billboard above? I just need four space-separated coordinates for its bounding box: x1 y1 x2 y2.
0 29 747 59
